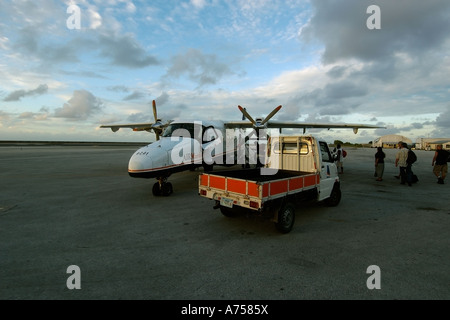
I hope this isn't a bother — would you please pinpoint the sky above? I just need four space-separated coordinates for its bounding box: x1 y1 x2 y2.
1 0 449 143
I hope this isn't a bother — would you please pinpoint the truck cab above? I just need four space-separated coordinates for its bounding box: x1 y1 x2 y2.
266 135 339 201
199 135 341 233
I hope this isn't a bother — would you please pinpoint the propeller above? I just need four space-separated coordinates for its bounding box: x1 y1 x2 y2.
238 105 282 129
237 105 282 168
147 99 172 140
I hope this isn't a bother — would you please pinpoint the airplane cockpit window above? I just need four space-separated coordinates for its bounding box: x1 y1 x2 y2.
162 123 204 139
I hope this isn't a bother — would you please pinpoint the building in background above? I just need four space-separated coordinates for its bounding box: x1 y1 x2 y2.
415 138 450 151
372 135 412 148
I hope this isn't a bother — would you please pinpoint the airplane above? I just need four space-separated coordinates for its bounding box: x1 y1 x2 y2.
100 101 385 196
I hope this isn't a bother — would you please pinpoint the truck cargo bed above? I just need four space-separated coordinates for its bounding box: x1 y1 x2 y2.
199 168 320 210
204 168 314 182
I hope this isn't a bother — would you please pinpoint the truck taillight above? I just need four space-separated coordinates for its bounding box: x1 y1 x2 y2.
250 201 259 209
200 189 207 196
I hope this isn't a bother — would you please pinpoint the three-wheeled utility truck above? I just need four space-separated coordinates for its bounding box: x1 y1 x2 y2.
198 135 341 233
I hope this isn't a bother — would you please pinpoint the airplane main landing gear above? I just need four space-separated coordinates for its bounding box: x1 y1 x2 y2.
152 177 173 196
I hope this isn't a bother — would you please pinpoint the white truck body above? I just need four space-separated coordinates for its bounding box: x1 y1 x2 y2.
199 135 341 233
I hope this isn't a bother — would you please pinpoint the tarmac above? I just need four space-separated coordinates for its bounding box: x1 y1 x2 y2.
0 144 449 300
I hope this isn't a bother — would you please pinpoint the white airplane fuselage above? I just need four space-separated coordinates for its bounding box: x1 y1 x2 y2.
127 120 234 179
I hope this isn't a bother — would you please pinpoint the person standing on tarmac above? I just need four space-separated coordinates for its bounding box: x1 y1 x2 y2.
395 142 412 186
374 147 385 181
335 144 344 174
432 144 448 184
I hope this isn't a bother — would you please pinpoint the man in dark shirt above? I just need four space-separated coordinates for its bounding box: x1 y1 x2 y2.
432 144 449 184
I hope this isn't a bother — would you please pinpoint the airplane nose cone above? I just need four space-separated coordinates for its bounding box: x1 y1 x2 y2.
128 143 170 178
129 147 153 172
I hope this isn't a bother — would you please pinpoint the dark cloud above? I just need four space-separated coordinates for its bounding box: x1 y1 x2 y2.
164 48 234 87
155 92 170 106
301 0 450 64
54 90 103 120
127 112 148 122
297 81 368 112
123 91 146 101
4 84 48 102
326 66 348 79
60 70 107 79
98 34 159 68
435 108 450 128
108 86 130 93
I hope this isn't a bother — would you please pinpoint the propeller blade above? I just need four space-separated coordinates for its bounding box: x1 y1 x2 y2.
260 105 282 126
152 100 157 123
238 105 256 125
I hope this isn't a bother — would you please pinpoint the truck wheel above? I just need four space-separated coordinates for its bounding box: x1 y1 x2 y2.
325 184 341 207
275 203 295 233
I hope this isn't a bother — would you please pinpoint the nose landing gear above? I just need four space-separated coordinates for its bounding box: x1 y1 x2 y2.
152 177 173 196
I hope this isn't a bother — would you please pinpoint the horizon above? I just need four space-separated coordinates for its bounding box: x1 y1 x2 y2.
1 1 449 144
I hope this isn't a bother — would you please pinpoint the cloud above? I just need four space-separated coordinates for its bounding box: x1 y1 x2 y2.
54 90 103 120
98 34 160 68
0 110 10 122
3 84 49 102
127 112 148 122
164 48 234 87
190 0 207 9
301 0 450 64
435 108 450 128
155 92 170 106
87 8 103 29
19 110 49 121
123 91 146 101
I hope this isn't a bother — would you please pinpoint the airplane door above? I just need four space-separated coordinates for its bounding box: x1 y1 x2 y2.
318 141 336 201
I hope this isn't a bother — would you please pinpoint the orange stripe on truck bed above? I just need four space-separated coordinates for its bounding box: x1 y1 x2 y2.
247 182 259 198
200 174 209 187
304 174 318 187
289 177 304 191
227 179 246 194
270 180 288 196
210 175 226 190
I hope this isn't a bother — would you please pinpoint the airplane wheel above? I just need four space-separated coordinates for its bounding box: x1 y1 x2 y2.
161 182 173 196
152 182 162 196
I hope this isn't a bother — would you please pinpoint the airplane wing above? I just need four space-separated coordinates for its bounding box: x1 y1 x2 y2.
100 123 157 133
225 121 384 134
100 100 172 140
224 105 385 134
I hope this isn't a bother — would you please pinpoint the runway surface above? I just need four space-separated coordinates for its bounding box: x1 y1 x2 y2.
0 145 449 300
